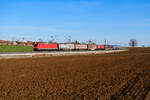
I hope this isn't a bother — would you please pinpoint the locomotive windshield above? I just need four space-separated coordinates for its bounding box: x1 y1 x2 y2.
34 44 38 46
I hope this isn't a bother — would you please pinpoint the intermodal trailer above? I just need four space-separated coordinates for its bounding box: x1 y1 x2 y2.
75 44 88 50
59 43 75 51
96 45 105 50
87 44 96 50
34 43 59 51
113 45 119 50
105 45 114 50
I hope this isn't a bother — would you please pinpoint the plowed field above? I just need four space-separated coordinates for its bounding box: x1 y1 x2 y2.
0 48 149 100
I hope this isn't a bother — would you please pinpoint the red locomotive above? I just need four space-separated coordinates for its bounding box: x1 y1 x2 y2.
34 43 59 51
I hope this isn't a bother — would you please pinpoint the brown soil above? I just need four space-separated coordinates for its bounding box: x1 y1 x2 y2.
0 48 149 100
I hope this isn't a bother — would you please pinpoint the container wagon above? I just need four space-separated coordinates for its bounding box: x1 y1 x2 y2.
88 44 96 50
34 43 59 51
75 44 88 50
96 45 105 50
105 45 114 50
113 45 119 50
59 43 75 51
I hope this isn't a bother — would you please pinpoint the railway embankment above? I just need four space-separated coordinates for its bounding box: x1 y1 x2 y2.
0 50 127 59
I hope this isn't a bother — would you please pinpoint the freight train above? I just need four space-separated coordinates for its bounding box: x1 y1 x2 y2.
34 43 120 51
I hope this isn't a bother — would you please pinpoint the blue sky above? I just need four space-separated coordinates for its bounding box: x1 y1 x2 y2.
0 0 150 46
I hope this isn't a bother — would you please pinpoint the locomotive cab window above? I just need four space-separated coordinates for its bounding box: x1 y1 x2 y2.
34 44 38 46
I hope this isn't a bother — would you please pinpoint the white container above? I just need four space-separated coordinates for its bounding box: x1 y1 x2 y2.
75 44 88 49
59 44 75 50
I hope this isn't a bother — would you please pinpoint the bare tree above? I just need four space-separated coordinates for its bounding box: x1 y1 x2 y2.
102 39 109 45
87 40 95 44
75 40 79 44
142 45 145 47
129 39 138 47
68 35 72 43
63 35 72 43
49 36 55 43
12 36 18 42
38 38 43 43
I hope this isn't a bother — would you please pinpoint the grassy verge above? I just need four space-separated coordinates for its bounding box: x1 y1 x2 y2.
0 46 33 53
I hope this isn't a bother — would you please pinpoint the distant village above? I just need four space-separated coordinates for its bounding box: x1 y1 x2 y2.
0 38 36 46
